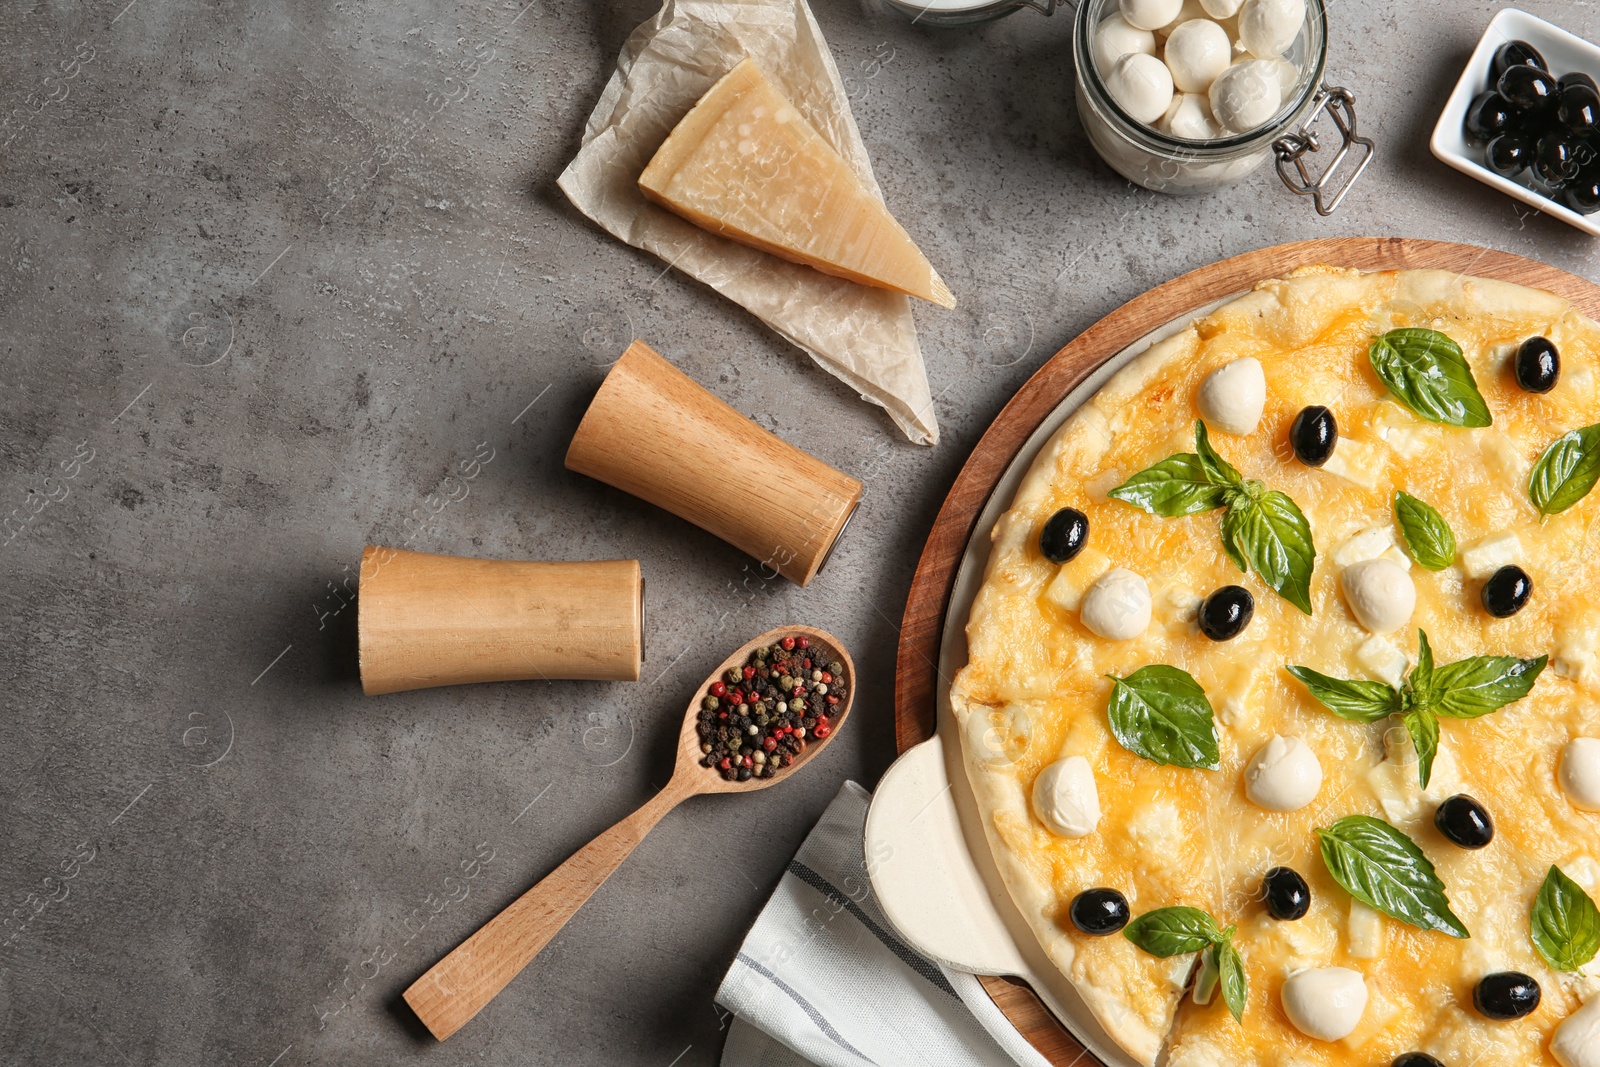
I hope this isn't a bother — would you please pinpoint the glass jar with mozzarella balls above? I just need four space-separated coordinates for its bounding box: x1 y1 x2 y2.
1073 0 1372 211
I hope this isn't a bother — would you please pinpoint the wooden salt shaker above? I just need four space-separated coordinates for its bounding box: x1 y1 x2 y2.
357 547 643 695
565 341 862 586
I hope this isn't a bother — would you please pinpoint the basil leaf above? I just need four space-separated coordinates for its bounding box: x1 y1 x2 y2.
1532 865 1600 972
1215 938 1247 1023
1394 491 1456 570
1368 328 1492 428
1530 424 1600 516
1316 815 1469 938
1106 665 1220 770
1220 489 1316 615
1430 653 1547 719
1286 665 1401 723
1109 453 1234 517
1219 517 1249 573
1194 420 1243 488
1402 708 1439 790
1122 906 1220 957
1410 629 1435 700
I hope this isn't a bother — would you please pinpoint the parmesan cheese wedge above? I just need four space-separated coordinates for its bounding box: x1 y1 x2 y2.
638 59 955 309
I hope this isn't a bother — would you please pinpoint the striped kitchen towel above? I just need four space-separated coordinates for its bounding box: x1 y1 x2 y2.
715 781 1051 1067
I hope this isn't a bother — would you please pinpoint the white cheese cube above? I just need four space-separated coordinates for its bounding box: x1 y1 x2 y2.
1218 694 1253 728
1381 546 1412 570
1372 400 1432 459
1573 857 1600 894
1127 800 1180 855
1378 424 1428 459
1556 623 1600 686
1321 437 1384 490
1557 643 1599 686
1043 548 1111 612
1461 533 1522 580
1480 429 1528 487
1153 582 1203 628
1368 758 1423 826
1347 901 1384 959
1164 954 1197 993
1355 636 1408 687
1084 470 1124 501
1333 525 1397 568
1475 342 1519 383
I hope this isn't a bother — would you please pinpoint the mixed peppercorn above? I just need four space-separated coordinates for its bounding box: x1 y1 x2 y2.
697 634 846 782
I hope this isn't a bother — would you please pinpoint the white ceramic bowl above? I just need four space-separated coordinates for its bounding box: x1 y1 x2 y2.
1430 8 1600 237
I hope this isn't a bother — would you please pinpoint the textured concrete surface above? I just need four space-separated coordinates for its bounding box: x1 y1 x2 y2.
5 0 1600 1063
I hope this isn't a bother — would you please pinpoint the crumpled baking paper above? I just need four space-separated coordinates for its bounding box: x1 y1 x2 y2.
556 0 939 445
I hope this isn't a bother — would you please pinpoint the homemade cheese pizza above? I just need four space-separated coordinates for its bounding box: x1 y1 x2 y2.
950 266 1600 1067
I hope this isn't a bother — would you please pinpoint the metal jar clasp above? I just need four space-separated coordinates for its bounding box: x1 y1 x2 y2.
1273 86 1374 216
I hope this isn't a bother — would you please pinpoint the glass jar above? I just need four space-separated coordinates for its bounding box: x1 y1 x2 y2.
879 0 1055 28
1073 0 1372 213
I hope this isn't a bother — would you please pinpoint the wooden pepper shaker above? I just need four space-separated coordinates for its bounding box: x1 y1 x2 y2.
357 547 643 695
565 341 862 586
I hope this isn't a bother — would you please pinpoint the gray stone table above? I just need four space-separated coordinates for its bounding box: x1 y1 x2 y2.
5 0 1600 1063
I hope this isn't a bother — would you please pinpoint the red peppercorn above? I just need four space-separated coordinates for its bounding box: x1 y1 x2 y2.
743 665 756 679
763 737 777 752
742 755 753 768
797 636 810 649
815 723 831 739
827 695 838 705
711 681 726 697
802 658 812 669
719 710 728 720
781 636 796 651
821 671 833 684
719 757 731 770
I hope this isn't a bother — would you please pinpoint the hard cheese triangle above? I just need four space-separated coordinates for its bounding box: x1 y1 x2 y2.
639 58 955 310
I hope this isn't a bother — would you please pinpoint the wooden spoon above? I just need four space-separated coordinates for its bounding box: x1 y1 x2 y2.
402 624 855 1040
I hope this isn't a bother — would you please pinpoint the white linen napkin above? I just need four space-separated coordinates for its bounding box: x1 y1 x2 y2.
715 781 1052 1067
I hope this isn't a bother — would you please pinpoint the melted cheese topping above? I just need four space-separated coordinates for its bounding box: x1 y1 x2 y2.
952 267 1600 1067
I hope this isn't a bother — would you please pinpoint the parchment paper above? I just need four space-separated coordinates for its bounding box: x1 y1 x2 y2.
556 0 940 445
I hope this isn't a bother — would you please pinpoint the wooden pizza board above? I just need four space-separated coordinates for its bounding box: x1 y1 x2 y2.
890 237 1600 1063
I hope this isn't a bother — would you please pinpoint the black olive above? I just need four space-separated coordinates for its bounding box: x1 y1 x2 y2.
1290 405 1338 466
1475 971 1541 1020
1466 91 1519 143
1435 794 1495 849
1515 336 1560 392
1199 585 1254 641
1500 64 1561 114
1069 888 1129 935
1040 507 1089 564
1263 866 1310 921
1562 84 1600 132
1486 131 1535 177
1564 171 1600 214
1482 565 1533 618
1392 1055 1446 1067
1535 132 1583 186
1492 40 1548 82
1563 72 1600 95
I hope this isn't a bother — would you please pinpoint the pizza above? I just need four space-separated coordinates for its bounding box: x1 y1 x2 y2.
950 265 1600 1067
